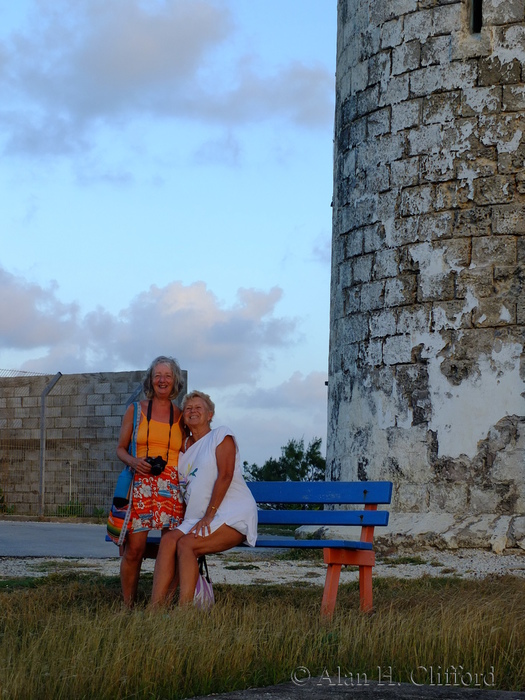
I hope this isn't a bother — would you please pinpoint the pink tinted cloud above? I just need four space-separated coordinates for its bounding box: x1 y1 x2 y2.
1 269 297 385
231 370 328 410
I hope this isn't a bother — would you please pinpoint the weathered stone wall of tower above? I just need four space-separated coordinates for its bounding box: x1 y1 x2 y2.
329 0 525 550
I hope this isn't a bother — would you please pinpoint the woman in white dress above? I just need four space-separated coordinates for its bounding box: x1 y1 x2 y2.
150 390 257 606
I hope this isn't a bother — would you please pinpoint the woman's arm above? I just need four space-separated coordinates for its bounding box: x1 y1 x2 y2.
190 435 236 536
116 404 151 476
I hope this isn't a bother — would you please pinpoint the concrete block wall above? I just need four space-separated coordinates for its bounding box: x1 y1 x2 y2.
0 370 185 516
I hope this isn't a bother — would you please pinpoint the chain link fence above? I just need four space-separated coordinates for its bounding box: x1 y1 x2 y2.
0 368 186 518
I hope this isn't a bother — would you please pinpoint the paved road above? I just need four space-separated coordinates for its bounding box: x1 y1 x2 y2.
0 520 117 558
0 520 285 559
188 683 525 700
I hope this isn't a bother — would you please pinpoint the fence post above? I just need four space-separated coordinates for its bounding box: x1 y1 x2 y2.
39 372 62 517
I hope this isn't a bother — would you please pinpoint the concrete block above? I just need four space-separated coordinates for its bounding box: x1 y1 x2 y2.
95 405 112 417
381 17 403 48
428 483 469 512
492 204 525 235
423 91 461 125
392 40 421 76
473 176 516 206
6 398 22 409
391 156 420 188
419 212 453 241
370 309 397 338
461 86 503 117
379 74 410 106
383 334 414 365
510 516 525 549
93 383 111 394
400 186 433 216
391 99 421 133
368 52 391 89
403 8 433 43
353 254 374 283
421 35 451 67
473 298 516 326
484 0 525 25
384 275 417 307
397 305 431 334
373 248 398 279
454 515 512 553
472 236 517 265
432 3 462 34
360 281 385 312
479 56 522 87
358 339 383 367
502 84 525 111
357 84 380 117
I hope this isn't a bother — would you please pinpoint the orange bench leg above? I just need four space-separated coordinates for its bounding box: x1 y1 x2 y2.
321 563 342 619
359 565 373 612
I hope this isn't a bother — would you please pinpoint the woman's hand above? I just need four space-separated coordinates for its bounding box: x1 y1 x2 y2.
190 513 214 537
131 457 153 476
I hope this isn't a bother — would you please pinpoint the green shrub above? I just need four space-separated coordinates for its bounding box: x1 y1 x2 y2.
0 488 14 514
55 499 85 517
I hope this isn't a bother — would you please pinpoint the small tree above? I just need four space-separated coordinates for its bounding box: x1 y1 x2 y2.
244 437 326 482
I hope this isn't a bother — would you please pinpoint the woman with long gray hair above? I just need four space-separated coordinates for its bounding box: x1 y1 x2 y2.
116 355 185 607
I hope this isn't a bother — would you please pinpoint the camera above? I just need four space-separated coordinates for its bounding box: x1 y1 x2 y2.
145 455 167 476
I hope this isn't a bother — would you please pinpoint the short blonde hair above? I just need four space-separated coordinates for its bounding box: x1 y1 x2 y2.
182 390 215 417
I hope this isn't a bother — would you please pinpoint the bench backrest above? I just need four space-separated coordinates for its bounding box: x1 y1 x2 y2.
247 480 392 527
247 480 392 504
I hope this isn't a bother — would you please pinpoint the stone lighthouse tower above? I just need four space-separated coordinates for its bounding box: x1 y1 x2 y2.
328 0 525 550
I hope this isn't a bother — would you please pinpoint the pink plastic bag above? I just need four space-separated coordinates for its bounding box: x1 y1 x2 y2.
194 556 215 610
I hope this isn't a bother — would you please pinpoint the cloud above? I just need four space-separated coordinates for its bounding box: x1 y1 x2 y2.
197 60 334 128
212 372 329 463
192 131 241 167
0 0 334 158
231 371 328 411
0 267 298 384
224 410 327 466
311 233 332 266
0 268 80 348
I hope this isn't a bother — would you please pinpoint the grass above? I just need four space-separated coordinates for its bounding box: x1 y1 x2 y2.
381 554 429 566
27 560 100 573
0 571 523 699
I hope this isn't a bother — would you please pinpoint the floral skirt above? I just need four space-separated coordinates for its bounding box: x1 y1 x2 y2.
128 464 184 533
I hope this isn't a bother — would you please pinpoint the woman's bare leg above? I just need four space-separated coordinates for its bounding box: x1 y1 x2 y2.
151 529 183 606
177 526 244 605
120 531 148 607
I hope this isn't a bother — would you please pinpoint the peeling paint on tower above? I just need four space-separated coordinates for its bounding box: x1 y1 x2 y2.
328 0 525 550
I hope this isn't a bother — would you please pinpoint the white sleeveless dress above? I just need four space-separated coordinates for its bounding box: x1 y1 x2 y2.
177 426 258 546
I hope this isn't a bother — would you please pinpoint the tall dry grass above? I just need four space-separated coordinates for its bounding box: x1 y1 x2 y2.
0 573 523 699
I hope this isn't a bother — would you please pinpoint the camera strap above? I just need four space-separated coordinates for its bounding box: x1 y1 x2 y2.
145 399 174 463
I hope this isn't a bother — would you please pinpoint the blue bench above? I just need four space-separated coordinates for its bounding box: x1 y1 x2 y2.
245 480 392 618
122 480 392 618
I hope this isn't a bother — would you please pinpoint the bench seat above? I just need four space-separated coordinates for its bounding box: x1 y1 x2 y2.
252 538 373 549
107 479 393 618
245 480 392 618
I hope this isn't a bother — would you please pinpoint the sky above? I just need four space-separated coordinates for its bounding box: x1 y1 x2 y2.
0 0 337 465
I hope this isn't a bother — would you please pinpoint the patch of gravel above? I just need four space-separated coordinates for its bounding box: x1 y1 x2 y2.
1 548 524 585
